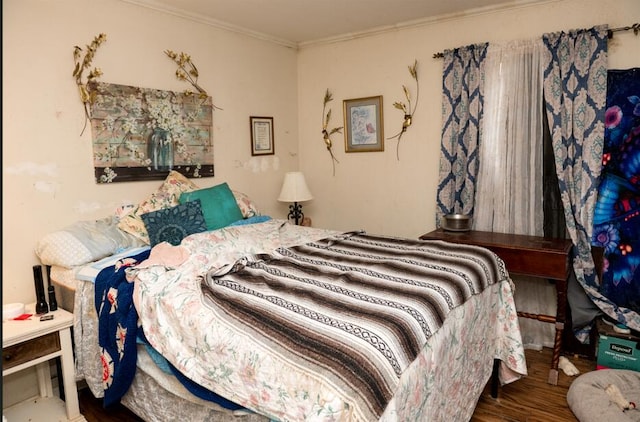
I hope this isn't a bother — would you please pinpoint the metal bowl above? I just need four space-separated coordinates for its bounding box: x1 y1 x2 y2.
442 214 472 232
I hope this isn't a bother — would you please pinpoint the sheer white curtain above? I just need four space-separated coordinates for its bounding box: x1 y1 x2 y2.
475 39 544 235
474 39 554 349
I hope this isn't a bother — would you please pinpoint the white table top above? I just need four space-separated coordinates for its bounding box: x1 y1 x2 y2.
2 303 73 348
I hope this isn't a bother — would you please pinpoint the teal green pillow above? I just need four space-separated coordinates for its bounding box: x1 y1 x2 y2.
179 183 244 231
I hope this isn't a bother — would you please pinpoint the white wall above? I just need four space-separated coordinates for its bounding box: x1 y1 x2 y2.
3 0 299 305
296 0 640 239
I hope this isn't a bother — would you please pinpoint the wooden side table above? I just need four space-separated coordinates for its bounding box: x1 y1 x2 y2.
3 304 86 421
420 229 573 385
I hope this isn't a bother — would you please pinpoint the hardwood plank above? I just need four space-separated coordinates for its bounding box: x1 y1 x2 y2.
472 348 596 421
78 387 142 422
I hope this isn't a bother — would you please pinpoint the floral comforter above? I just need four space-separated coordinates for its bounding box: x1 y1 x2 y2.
133 220 527 421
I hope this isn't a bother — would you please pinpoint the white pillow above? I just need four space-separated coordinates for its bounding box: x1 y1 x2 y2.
35 216 145 268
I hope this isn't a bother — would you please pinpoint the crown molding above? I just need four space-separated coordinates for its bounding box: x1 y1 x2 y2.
120 0 298 48
121 0 560 49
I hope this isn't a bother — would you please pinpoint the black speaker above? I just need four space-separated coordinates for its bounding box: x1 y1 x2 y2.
33 265 49 315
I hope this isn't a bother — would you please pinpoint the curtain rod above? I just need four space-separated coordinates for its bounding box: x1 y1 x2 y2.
432 22 639 59
608 23 640 38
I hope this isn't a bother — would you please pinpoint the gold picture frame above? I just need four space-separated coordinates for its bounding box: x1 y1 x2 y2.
250 116 275 156
343 96 384 152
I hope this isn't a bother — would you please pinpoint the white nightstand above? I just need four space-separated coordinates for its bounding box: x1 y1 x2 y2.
3 304 86 421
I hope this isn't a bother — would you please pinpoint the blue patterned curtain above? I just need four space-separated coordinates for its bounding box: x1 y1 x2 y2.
436 44 488 227
542 25 616 339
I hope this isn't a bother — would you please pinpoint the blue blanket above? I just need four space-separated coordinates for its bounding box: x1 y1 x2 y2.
95 249 150 407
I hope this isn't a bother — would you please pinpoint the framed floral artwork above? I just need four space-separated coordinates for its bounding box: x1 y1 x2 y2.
88 82 214 183
343 95 384 152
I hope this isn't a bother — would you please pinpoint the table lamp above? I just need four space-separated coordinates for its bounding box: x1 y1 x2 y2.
278 172 313 225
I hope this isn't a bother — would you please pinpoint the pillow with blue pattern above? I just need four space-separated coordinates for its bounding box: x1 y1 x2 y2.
141 199 207 246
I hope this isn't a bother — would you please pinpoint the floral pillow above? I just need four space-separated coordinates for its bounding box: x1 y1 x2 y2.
232 190 260 218
141 200 208 247
118 171 199 244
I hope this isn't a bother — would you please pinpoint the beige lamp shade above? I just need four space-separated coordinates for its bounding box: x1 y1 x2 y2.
278 172 313 202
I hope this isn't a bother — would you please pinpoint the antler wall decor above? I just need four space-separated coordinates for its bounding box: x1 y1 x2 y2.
387 60 419 160
73 33 107 135
321 89 343 176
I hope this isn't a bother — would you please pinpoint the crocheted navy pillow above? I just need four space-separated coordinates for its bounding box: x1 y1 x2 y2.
141 199 207 246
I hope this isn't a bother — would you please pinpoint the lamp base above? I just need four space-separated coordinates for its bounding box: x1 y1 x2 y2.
287 202 305 225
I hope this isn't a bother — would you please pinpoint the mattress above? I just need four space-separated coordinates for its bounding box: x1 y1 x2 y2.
49 266 79 313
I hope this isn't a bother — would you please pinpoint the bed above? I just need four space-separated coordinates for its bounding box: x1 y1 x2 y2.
35 172 527 421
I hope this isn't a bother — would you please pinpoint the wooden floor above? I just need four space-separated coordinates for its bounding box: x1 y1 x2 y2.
472 348 596 422
78 347 595 422
78 388 143 422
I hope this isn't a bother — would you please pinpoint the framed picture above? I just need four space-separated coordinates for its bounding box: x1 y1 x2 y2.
343 96 384 152
250 116 275 156
89 81 214 183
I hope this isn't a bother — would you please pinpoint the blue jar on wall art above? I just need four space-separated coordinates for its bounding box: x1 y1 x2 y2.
149 128 173 171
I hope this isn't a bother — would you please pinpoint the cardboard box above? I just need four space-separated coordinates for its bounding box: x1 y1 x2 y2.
596 319 640 372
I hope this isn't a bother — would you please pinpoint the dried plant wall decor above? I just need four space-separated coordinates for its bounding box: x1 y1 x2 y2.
388 60 419 160
71 34 218 183
321 89 343 176
73 33 107 135
165 50 222 111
